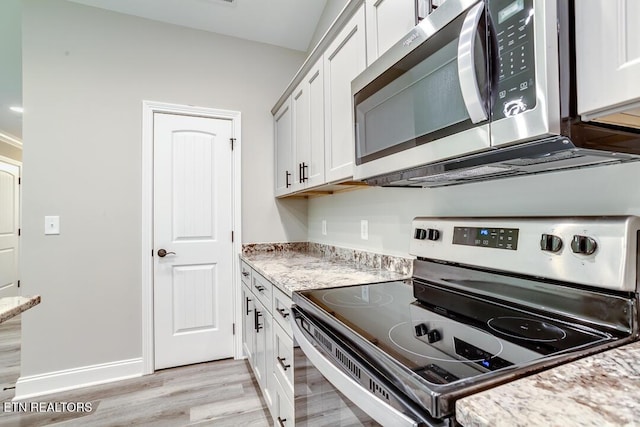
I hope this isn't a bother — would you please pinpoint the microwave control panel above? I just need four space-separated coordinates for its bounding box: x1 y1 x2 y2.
489 0 537 120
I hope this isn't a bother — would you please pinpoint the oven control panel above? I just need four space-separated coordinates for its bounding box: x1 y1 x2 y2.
409 216 640 292
452 226 519 250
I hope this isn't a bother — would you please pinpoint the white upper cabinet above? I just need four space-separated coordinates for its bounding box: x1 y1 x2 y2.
576 0 640 121
274 98 293 197
292 58 325 191
324 4 367 183
365 0 416 64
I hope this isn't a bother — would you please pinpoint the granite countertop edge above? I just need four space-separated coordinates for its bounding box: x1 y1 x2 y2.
0 295 41 324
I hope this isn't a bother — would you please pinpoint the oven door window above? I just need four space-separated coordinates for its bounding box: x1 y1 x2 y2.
354 3 490 165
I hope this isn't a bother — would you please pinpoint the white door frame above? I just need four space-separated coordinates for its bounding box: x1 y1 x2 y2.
141 100 242 374
0 154 22 297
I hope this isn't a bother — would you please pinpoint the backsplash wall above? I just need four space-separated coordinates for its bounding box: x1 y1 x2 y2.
308 162 640 257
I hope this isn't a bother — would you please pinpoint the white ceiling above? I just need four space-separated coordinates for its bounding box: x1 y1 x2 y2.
67 0 327 51
0 0 328 142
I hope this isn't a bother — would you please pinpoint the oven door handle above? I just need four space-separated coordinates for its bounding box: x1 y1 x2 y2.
292 314 421 427
457 1 488 124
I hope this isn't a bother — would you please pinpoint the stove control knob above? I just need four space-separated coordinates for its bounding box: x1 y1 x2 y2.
540 234 562 252
570 235 597 255
414 228 427 240
414 323 429 337
426 228 440 241
427 329 441 344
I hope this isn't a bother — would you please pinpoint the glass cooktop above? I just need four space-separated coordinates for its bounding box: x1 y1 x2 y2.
297 280 613 385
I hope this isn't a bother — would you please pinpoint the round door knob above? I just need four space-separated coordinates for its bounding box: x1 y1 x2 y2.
157 249 176 257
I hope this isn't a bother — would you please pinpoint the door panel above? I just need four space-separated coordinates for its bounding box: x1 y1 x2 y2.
0 162 20 298
324 5 367 182
154 113 234 370
172 264 217 332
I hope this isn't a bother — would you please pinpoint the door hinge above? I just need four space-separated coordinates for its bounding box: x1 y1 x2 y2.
17 280 20 288
151 249 154 257
230 138 236 151
233 323 236 335
18 228 21 236
232 231 234 242
18 177 21 185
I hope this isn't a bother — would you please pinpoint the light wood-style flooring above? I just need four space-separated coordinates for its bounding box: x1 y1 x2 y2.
0 317 271 426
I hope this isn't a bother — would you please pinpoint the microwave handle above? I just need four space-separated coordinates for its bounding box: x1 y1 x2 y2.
457 2 488 124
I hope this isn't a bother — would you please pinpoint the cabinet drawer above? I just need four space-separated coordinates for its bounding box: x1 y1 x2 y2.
273 321 294 404
272 286 293 337
240 261 252 286
252 272 273 310
273 372 294 427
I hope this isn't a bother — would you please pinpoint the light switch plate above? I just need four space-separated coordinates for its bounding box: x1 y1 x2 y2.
45 216 60 235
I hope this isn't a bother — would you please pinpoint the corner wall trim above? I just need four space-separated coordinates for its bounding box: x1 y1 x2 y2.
14 358 144 400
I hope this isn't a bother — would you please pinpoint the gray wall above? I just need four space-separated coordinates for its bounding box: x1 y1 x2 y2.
21 0 305 378
308 163 640 257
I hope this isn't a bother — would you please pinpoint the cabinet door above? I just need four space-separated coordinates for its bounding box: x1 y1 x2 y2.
274 97 294 196
293 58 326 190
273 374 294 427
273 321 294 404
576 0 640 119
292 79 309 192
253 298 273 410
241 284 255 366
324 5 367 183
366 0 416 64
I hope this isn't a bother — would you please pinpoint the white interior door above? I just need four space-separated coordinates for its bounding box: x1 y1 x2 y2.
153 113 234 370
0 160 20 298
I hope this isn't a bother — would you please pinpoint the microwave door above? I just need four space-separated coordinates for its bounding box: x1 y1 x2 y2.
352 0 492 182
489 0 561 147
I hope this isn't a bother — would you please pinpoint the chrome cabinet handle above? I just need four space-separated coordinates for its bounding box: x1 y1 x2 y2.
277 417 287 427
276 308 290 318
457 2 488 124
157 249 176 257
277 356 291 371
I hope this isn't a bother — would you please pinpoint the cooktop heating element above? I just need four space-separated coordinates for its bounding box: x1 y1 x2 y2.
293 216 640 426
487 317 567 342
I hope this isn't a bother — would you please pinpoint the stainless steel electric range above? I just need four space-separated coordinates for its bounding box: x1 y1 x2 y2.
292 217 640 426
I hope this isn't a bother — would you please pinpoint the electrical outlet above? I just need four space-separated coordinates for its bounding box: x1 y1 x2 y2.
361 219 368 240
322 220 327 235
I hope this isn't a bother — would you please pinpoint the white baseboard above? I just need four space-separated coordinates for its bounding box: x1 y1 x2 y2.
14 358 144 400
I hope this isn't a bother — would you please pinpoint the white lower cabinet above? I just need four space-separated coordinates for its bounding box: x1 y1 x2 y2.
241 263 295 425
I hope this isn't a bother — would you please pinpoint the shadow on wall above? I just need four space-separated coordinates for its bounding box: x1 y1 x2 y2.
276 197 309 242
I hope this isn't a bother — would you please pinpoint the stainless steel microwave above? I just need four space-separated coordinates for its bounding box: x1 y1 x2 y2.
352 0 640 187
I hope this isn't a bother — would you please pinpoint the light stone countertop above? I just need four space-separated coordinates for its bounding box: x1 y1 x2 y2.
456 340 640 427
0 295 41 324
240 251 411 297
